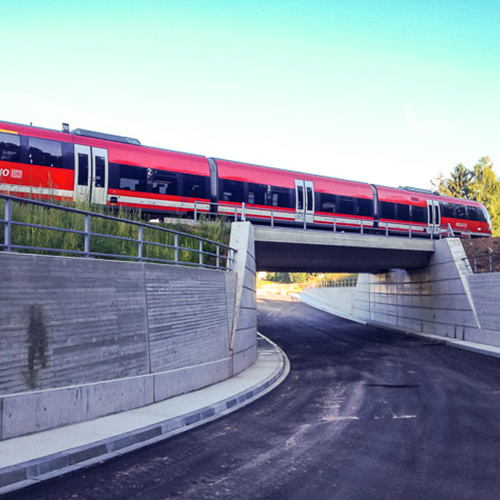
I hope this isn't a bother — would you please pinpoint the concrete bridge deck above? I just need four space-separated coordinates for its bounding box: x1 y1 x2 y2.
254 226 435 273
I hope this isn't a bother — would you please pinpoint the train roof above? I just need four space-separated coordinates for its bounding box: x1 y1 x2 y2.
212 157 374 197
0 119 208 161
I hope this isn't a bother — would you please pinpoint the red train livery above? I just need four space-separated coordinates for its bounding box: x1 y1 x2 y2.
0 120 492 237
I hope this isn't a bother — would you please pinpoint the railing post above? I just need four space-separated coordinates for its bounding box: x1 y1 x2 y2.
216 245 220 269
242 202 246 222
271 210 274 227
333 218 337 233
194 201 198 221
490 255 493 273
199 240 203 266
84 214 90 258
360 219 363 235
174 233 179 264
474 258 477 273
138 225 143 262
234 206 238 222
4 198 12 251
385 222 389 237
409 225 412 239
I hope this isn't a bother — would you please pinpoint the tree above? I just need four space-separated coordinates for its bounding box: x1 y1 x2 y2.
265 272 291 283
435 157 500 236
470 157 500 236
436 163 474 199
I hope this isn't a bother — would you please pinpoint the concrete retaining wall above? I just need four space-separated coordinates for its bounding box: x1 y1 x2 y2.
0 227 257 439
301 287 356 319
301 238 500 348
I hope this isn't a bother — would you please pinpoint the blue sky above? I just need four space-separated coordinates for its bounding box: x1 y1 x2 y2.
1 0 499 189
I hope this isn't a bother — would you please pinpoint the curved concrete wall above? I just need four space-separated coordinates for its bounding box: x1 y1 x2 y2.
0 230 257 439
301 239 500 349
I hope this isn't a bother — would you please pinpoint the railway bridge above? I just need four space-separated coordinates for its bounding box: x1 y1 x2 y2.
253 225 435 273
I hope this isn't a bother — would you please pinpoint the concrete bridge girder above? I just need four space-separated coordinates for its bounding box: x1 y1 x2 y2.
253 226 435 273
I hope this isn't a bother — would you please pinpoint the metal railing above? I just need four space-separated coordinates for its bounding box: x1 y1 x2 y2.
0 194 236 270
304 275 359 290
466 252 500 273
194 201 456 240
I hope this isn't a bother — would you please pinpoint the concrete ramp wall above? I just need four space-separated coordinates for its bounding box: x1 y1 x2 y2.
302 238 500 348
0 224 257 439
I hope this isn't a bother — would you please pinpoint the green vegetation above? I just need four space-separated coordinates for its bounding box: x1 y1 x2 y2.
0 198 232 267
434 156 500 236
264 272 356 286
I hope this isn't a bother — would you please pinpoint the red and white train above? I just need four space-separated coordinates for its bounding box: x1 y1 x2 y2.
0 119 492 237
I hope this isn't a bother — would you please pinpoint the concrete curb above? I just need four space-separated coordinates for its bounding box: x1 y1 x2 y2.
0 335 289 496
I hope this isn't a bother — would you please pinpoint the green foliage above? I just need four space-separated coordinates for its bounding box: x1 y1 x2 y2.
435 157 500 236
264 272 354 285
436 163 474 200
265 272 292 283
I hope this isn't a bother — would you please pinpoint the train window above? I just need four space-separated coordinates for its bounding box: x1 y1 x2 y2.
357 198 372 217
247 183 267 205
61 142 74 169
478 207 488 223
397 203 411 222
271 187 293 208
221 179 244 203
182 174 207 198
118 164 147 192
456 204 467 219
321 193 337 212
466 206 478 221
306 186 313 211
77 153 89 186
95 156 106 188
440 202 455 218
411 205 426 223
0 132 20 162
381 201 396 220
28 138 62 168
152 169 178 195
339 196 355 215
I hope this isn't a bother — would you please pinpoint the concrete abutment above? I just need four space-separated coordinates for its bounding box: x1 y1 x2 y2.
301 238 500 349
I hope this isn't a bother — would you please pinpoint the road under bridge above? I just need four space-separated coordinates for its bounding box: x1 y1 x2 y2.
14 298 500 500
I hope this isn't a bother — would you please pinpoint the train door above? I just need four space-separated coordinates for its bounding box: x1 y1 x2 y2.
294 179 315 223
427 200 441 235
74 145 109 204
91 148 108 204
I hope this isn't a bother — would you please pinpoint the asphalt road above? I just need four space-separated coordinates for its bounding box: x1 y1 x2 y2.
8 297 500 500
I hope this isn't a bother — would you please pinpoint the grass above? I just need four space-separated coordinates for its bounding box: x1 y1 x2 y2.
0 197 232 268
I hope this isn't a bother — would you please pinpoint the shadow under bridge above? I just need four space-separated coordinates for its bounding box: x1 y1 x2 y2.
253 226 435 273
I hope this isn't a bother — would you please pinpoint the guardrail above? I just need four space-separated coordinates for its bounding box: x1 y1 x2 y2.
466 252 500 273
0 194 236 270
304 275 359 290
194 201 456 240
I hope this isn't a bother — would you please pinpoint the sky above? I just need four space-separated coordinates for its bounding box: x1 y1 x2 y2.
1 0 499 190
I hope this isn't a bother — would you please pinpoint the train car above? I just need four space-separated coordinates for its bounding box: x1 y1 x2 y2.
0 119 492 237
212 158 375 228
0 120 211 218
375 185 491 237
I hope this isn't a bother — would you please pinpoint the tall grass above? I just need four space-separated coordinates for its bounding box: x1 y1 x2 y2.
0 197 232 268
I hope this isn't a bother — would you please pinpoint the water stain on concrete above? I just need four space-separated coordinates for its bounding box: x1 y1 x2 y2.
25 304 48 389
